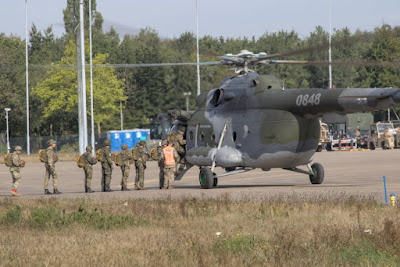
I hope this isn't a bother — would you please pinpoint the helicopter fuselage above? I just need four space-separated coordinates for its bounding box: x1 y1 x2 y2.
183 72 400 170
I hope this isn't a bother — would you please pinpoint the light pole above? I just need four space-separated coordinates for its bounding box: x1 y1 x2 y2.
25 0 30 155
5 108 11 153
183 92 192 112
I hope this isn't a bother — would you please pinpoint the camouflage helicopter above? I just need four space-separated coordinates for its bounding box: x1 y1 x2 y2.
163 50 400 189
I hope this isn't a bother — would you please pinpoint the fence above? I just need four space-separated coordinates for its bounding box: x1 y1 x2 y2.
0 134 108 154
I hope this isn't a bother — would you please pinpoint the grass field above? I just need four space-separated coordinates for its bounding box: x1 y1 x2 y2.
0 194 399 266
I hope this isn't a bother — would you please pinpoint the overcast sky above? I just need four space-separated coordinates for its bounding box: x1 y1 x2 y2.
1 0 399 39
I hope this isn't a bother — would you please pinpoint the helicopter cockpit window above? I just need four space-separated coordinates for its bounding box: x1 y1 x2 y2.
210 89 224 106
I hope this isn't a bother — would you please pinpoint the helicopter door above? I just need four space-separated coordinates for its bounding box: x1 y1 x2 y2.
186 124 199 149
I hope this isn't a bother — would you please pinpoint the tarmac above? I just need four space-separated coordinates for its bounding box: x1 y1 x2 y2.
1 149 399 201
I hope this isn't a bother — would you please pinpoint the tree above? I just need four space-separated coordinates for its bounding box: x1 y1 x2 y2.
33 40 126 135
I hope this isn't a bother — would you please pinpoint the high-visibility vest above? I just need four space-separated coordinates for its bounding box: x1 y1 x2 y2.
163 146 176 166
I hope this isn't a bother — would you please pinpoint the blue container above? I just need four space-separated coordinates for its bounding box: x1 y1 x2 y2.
107 129 150 152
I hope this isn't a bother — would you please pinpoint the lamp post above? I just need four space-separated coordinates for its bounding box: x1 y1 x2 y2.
5 108 11 153
183 92 192 112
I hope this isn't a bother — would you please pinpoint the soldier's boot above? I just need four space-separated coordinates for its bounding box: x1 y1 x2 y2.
121 187 130 191
105 188 113 192
85 187 88 193
53 189 62 194
44 189 52 195
87 188 95 193
11 189 20 197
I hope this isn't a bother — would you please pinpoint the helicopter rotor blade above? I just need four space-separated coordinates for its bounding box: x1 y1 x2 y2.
29 61 222 70
263 60 400 68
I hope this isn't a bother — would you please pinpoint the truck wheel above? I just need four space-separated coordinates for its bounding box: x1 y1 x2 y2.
326 143 332 151
369 142 375 150
309 163 324 184
316 145 323 152
199 167 214 189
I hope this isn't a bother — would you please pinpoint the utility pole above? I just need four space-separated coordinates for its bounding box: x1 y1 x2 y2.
89 0 95 154
183 92 192 112
5 108 11 153
196 0 200 96
25 0 30 155
120 101 124 130
78 0 88 153
328 0 333 89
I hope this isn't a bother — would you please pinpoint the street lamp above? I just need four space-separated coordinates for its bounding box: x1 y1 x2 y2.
5 108 11 153
183 92 192 112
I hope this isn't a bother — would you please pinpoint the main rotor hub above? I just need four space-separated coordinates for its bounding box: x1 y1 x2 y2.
220 50 269 74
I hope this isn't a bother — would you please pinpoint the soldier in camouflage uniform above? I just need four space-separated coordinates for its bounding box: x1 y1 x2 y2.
10 146 24 197
120 144 132 191
174 128 186 171
101 140 113 192
158 140 168 189
83 145 97 193
134 140 147 190
44 139 61 195
161 141 179 189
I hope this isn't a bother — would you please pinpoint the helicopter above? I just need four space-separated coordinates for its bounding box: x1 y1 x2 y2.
163 50 400 189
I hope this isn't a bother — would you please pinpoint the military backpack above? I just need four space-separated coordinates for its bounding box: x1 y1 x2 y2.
76 154 86 168
150 147 160 160
4 153 13 167
113 152 124 166
38 149 47 163
96 149 105 163
131 147 139 160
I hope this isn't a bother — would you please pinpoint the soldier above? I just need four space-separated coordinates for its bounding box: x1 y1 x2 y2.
134 140 147 190
162 140 179 189
83 145 97 193
120 144 132 191
158 140 168 189
174 127 187 171
101 140 113 192
383 128 393 149
10 146 24 197
44 139 61 195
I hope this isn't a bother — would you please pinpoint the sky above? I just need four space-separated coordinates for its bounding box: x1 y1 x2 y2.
0 0 399 40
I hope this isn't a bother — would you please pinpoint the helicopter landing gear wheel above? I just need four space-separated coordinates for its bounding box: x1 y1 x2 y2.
213 177 218 187
309 163 324 184
199 167 215 189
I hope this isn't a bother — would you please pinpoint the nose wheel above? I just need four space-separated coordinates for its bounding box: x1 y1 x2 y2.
308 163 324 184
199 167 217 189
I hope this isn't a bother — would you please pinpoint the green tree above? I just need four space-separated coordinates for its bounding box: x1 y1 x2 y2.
33 40 126 135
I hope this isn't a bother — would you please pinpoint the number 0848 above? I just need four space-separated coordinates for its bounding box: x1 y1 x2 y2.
296 93 321 106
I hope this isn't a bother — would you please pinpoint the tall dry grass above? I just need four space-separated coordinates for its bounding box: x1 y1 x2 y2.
0 194 399 266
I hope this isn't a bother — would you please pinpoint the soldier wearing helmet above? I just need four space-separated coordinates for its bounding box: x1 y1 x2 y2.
83 145 97 193
44 139 61 195
120 144 133 191
9 146 24 197
161 140 179 189
174 126 187 172
101 139 113 192
157 140 168 189
134 140 148 190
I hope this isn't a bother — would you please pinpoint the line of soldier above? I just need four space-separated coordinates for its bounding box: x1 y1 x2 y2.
6 128 186 197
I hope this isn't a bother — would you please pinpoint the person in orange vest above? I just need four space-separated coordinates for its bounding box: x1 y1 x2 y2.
161 140 179 189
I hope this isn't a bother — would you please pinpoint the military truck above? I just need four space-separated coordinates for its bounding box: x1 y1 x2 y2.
316 122 330 152
367 122 395 149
